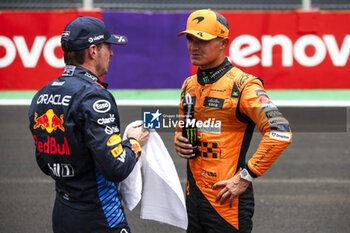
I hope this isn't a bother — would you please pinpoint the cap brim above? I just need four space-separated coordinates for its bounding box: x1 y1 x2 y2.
106 34 128 45
177 30 217 41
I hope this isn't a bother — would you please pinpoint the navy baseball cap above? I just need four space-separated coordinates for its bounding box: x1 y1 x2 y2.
61 16 128 51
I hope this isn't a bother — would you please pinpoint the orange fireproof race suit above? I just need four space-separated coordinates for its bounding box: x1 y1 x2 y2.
175 58 292 233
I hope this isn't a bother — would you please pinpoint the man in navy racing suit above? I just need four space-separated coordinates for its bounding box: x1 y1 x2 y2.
28 16 149 233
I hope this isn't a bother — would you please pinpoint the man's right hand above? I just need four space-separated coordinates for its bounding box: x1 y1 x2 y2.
127 126 149 147
174 135 194 159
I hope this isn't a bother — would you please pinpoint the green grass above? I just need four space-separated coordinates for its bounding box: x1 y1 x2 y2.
1 89 350 101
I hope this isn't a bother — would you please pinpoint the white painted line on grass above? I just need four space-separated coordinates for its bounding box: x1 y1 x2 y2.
0 99 31 105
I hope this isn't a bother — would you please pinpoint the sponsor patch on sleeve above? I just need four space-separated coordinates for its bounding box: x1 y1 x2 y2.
107 134 122 146
269 131 291 142
259 96 272 105
268 117 289 125
111 144 123 158
255 90 267 97
130 139 141 159
270 124 290 132
265 110 283 119
93 99 111 113
262 103 278 111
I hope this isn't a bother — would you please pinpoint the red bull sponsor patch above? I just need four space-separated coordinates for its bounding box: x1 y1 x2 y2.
130 139 141 159
33 109 65 133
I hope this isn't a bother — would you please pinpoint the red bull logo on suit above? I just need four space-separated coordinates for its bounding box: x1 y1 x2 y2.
33 109 65 133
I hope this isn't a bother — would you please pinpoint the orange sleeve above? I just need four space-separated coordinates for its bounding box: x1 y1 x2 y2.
239 80 292 177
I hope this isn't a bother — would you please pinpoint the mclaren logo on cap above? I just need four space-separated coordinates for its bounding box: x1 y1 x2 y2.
193 16 204 24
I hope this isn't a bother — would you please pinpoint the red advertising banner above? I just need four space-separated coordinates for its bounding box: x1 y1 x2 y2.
215 10 350 89
0 10 349 90
0 10 101 90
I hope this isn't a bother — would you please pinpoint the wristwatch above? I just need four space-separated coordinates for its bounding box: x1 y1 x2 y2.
240 168 254 182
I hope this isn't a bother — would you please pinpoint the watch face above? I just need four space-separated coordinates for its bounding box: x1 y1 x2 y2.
240 169 253 182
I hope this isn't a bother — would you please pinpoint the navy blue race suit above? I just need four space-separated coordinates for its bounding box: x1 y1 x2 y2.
28 65 141 233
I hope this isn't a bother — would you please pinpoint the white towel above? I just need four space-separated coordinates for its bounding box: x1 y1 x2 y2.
120 121 188 230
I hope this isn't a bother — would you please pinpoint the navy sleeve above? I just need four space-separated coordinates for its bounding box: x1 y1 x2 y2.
35 149 50 176
80 91 141 183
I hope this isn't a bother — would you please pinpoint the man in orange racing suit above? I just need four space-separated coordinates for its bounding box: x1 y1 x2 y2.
174 9 292 233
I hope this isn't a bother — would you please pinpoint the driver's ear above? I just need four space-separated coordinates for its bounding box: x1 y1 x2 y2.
87 44 97 59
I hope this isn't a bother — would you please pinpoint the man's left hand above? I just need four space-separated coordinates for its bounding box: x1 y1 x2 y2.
212 169 250 207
